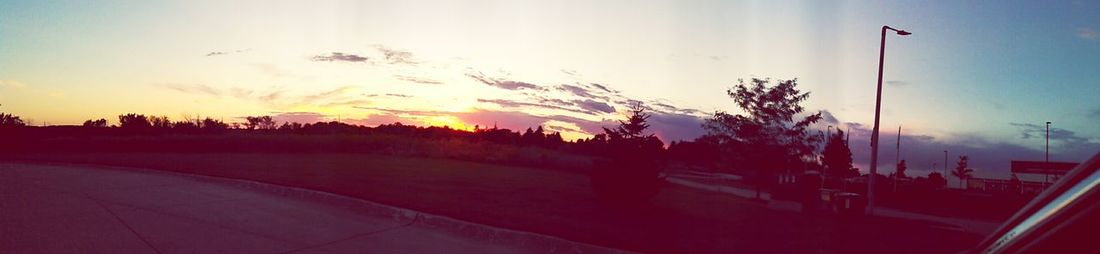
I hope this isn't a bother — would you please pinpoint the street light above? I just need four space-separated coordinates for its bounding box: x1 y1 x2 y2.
825 125 833 188
1046 121 1051 185
868 25 911 215
944 150 948 177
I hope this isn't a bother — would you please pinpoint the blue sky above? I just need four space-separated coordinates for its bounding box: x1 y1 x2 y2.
1 0 1098 178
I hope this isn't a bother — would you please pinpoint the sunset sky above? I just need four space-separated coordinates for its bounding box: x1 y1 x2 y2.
2 0 1098 178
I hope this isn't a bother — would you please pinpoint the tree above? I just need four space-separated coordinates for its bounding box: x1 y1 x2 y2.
0 112 26 127
591 104 666 204
149 116 171 129
245 116 276 130
703 78 823 199
927 172 947 189
896 159 908 179
200 118 229 132
951 155 974 189
118 113 151 129
821 129 857 179
82 118 108 128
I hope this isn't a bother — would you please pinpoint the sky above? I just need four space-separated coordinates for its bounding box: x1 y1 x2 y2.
1 0 1098 179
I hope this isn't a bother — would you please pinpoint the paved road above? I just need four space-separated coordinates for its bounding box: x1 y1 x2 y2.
666 173 1001 235
0 162 601 254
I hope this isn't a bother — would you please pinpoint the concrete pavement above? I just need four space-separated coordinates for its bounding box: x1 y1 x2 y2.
0 162 622 254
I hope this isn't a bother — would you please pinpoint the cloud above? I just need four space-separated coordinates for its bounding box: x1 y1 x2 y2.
205 48 251 57
645 100 706 116
647 112 706 142
353 104 705 143
323 99 372 107
1009 122 1090 143
0 80 27 89
160 83 222 96
589 83 615 93
250 63 314 80
573 99 616 113
346 113 415 127
259 91 284 102
229 88 254 99
374 45 418 65
464 72 542 90
538 98 573 107
1091 107 1100 121
270 112 328 124
886 80 910 87
820 110 839 125
1077 27 1098 40
300 86 357 104
477 98 593 115
394 75 443 85
557 84 609 100
311 52 369 63
544 124 582 133
832 121 1100 180
386 93 412 98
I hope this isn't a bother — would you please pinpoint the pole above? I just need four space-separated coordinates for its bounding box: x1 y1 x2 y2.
820 131 826 189
825 126 832 188
867 26 892 214
895 126 901 192
1045 121 1050 186
944 150 948 181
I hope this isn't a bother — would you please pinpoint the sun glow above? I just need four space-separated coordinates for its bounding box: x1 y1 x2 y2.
421 115 470 130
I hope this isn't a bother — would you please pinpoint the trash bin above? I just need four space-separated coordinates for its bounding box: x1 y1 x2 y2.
831 192 866 216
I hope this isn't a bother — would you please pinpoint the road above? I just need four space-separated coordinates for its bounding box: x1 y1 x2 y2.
0 162 617 254
665 172 1001 235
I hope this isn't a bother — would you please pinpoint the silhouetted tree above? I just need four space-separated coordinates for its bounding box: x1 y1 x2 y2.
927 172 948 189
200 118 228 132
591 104 666 204
1 112 27 127
82 118 108 128
520 127 546 146
896 159 908 178
821 130 857 179
703 78 823 199
149 116 172 129
245 116 276 130
545 131 565 148
118 114 151 129
952 155 974 189
667 139 722 168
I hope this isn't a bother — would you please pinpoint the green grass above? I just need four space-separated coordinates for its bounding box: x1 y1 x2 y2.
3 152 984 253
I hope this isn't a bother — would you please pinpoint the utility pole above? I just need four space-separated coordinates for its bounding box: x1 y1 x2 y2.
1045 121 1051 186
895 126 901 192
825 125 832 188
944 150 948 181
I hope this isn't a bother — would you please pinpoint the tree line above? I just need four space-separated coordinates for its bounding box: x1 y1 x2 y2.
2 77 979 198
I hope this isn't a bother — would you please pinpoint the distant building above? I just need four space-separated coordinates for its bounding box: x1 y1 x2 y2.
966 160 1080 195
966 178 1045 195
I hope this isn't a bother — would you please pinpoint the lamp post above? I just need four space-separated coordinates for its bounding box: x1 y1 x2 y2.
868 25 910 215
1046 121 1051 185
825 125 832 188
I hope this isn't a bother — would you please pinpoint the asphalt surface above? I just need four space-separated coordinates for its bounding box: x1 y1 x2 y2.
0 162 596 254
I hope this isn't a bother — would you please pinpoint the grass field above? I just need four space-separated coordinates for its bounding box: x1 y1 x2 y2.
3 152 984 253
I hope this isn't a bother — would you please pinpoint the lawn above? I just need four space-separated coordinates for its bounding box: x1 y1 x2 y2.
2 152 984 253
